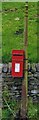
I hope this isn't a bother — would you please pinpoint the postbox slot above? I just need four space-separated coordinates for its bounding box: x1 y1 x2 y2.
12 54 23 56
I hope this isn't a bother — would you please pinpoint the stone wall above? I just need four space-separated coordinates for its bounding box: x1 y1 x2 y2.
0 63 39 103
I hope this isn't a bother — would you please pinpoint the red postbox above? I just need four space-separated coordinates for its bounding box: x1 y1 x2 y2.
12 50 24 77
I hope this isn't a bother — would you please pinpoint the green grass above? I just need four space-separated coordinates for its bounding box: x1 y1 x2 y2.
2 2 38 63
28 97 39 120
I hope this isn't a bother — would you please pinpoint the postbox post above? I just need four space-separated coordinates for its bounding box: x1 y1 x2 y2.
21 2 28 119
24 2 28 112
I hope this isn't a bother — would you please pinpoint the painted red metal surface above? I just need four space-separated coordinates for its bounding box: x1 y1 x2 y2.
12 50 24 77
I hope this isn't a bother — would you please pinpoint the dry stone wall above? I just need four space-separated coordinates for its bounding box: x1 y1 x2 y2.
0 63 39 105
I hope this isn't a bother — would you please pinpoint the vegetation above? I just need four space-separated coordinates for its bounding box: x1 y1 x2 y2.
2 2 38 63
2 85 20 120
28 97 39 120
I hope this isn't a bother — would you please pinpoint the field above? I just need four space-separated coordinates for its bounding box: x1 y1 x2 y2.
2 2 38 63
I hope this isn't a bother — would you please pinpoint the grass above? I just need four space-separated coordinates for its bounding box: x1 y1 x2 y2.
1 2 38 63
28 97 39 120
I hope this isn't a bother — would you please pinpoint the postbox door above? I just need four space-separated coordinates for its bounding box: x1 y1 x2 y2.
12 61 23 77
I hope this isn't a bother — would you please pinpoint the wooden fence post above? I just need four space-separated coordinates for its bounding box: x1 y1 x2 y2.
21 2 28 119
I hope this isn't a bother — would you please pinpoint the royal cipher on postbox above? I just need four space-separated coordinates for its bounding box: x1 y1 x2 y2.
12 50 24 77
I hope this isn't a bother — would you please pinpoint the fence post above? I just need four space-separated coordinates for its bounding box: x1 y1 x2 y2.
21 2 28 119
